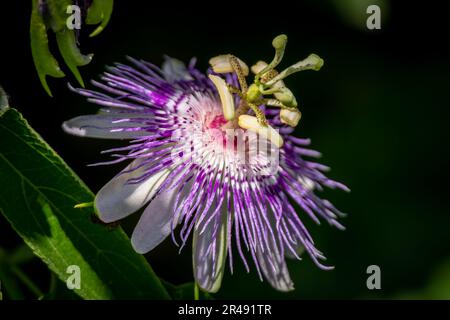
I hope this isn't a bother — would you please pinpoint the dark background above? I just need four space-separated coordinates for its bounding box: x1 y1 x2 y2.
1 0 449 299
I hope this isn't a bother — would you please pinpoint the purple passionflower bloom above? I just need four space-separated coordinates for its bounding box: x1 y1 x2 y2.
63 53 348 292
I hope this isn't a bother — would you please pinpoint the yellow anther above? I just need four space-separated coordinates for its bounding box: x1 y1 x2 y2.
209 74 236 121
280 109 301 127
209 55 249 76
238 115 284 148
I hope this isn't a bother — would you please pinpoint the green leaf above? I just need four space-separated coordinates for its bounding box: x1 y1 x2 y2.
55 29 93 87
0 108 170 300
30 0 65 97
86 0 114 37
30 0 113 95
46 0 72 33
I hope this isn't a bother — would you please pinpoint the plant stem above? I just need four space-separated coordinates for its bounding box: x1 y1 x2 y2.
194 283 200 301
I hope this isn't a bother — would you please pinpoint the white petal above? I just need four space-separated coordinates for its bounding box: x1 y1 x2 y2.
95 159 171 223
62 115 149 139
193 205 228 293
256 238 294 292
130 183 182 254
162 56 193 83
254 205 294 291
208 74 235 121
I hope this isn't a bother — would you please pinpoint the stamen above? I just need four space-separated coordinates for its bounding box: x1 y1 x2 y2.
251 61 279 84
251 61 268 75
264 98 283 107
208 74 236 121
273 86 298 108
280 109 302 127
229 55 248 93
266 54 324 86
209 55 249 76
238 115 284 148
247 102 268 126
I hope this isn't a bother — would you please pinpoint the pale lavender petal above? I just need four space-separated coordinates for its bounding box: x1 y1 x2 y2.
193 204 228 293
162 56 194 83
62 114 151 139
131 182 184 254
95 159 171 223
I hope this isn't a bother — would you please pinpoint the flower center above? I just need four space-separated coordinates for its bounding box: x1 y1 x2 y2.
208 114 228 129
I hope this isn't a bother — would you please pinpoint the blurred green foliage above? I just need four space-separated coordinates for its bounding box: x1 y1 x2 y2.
329 0 390 30
0 107 169 299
